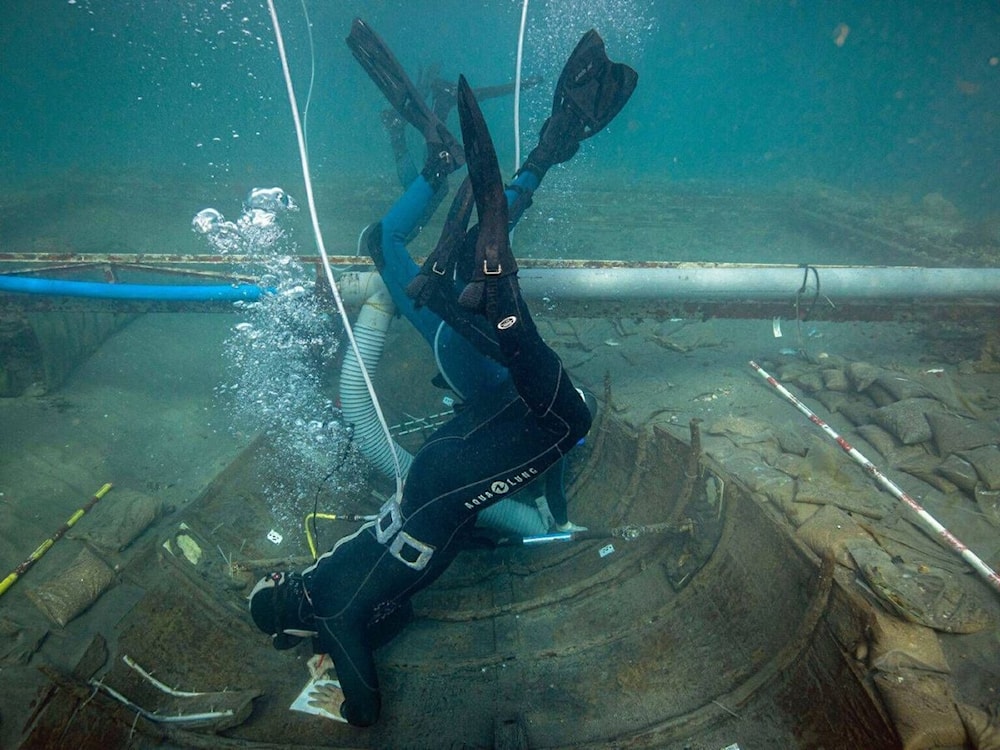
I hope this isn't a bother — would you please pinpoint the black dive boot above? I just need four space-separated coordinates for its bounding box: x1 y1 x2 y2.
403 78 532 368
419 143 462 193
453 76 547 373
518 29 638 181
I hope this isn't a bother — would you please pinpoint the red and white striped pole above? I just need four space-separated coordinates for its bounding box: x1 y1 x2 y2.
749 360 1000 596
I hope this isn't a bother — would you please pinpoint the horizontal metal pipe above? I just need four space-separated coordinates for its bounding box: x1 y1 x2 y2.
516 265 1000 302
3 251 997 302
2 263 997 320
336 265 1000 307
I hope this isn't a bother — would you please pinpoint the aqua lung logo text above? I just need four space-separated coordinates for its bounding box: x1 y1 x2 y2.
464 467 539 509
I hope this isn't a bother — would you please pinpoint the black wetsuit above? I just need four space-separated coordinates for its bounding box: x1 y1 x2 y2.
302 274 591 726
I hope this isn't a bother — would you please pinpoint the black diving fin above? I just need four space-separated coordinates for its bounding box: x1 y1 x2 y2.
346 18 464 167
455 75 518 311
523 29 638 175
554 29 638 141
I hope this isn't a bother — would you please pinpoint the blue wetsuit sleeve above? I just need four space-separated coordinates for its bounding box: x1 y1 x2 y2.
506 168 540 227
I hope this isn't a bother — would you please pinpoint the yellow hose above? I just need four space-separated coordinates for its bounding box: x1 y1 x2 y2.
304 511 376 559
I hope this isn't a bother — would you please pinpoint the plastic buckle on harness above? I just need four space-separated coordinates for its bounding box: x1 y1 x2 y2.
389 532 434 571
375 498 403 544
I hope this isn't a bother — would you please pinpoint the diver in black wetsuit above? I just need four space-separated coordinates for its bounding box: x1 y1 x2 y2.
248 23 637 727
353 19 634 534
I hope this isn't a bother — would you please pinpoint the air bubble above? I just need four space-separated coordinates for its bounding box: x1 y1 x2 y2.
196 187 356 527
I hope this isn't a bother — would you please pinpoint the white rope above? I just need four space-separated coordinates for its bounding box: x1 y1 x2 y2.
298 0 315 152
513 0 530 172
266 0 404 494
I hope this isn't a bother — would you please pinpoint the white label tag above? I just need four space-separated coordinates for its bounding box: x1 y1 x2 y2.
266 529 283 545
599 543 615 558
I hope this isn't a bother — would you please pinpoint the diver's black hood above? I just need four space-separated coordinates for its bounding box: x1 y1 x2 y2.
248 571 315 650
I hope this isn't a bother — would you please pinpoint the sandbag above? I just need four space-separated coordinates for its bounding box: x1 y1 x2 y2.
868 609 949 674
796 504 872 568
927 412 998 456
27 546 115 627
72 488 163 552
957 702 1000 750
960 445 1000 490
872 398 940 445
873 669 966 750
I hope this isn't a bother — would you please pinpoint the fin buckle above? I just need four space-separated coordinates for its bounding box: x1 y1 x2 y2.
483 259 503 276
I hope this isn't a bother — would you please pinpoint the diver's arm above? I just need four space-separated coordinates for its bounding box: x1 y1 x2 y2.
316 620 381 727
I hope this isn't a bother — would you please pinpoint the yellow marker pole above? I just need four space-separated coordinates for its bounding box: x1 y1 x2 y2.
0 482 113 598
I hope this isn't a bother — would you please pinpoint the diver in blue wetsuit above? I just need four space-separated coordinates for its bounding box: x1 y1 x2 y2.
248 22 637 727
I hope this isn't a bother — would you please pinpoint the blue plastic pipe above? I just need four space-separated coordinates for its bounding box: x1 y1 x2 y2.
0 275 266 302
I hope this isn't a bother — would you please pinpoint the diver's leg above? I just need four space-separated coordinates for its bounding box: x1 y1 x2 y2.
366 172 450 346
504 29 638 225
381 108 449 235
382 109 418 187
453 76 593 432
504 168 541 228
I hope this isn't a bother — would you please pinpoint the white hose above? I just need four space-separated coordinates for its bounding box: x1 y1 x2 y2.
278 0 546 535
266 1 403 498
339 287 414 478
